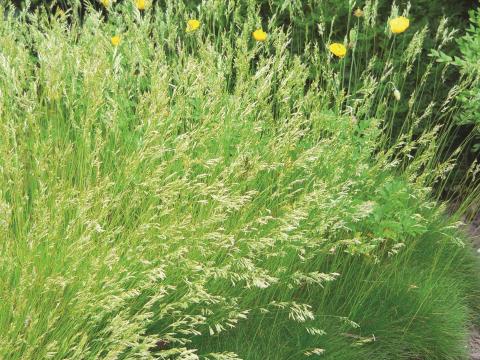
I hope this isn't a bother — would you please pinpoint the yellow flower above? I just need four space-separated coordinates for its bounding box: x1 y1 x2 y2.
186 19 201 33
252 29 267 42
111 35 121 47
101 0 110 7
353 8 364 18
135 0 148 10
55 8 65 18
328 43 347 58
389 16 410 34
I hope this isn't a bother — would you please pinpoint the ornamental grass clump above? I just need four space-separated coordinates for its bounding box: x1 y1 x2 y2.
0 1 478 360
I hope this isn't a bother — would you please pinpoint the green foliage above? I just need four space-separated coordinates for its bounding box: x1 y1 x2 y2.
432 5 480 155
457 8 480 72
452 7 480 130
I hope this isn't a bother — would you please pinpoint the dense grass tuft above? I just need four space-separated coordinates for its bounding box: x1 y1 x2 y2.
0 2 478 359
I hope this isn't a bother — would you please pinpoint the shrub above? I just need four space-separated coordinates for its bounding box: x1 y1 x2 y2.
430 5 480 203
442 8 480 130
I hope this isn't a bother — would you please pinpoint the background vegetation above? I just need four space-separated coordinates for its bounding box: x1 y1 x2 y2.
13 0 479 199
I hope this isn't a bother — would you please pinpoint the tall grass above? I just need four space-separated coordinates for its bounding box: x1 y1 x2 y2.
0 1 478 359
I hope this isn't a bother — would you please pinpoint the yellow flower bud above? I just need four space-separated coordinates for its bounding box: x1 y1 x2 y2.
393 88 401 101
252 29 268 42
135 0 148 10
328 43 347 58
389 16 410 34
354 8 364 18
186 19 201 33
111 35 121 47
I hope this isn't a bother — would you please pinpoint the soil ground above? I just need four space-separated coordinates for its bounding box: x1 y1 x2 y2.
468 214 480 360
471 326 480 360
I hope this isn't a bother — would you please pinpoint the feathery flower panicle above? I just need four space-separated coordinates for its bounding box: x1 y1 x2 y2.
252 29 267 42
186 19 201 33
111 35 121 46
329 43 347 58
389 16 410 34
